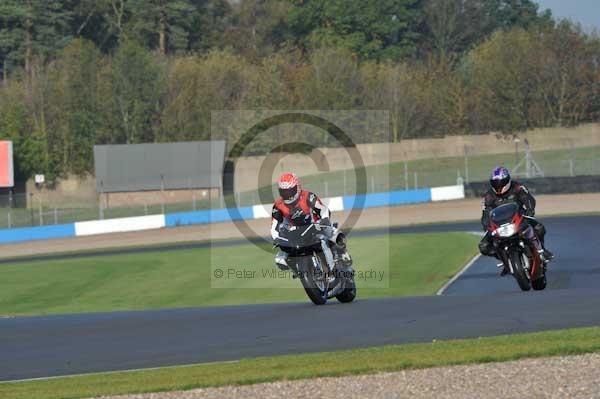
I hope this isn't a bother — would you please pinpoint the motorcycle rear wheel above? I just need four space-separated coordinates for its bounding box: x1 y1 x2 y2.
510 251 531 291
532 274 547 291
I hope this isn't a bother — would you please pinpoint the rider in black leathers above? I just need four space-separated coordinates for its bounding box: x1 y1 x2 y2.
479 167 553 271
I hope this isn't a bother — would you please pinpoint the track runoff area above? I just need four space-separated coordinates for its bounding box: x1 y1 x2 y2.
1 211 599 397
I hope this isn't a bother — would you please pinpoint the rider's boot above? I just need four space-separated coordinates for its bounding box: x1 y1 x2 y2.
524 226 550 267
275 251 289 271
537 249 553 266
543 248 554 263
490 250 508 276
498 262 508 276
332 233 353 270
532 236 552 265
537 249 550 274
335 249 353 268
532 239 551 266
534 225 553 264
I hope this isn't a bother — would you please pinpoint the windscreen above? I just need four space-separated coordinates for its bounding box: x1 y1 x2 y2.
490 203 519 225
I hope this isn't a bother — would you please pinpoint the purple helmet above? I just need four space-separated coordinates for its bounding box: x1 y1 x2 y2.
490 166 511 195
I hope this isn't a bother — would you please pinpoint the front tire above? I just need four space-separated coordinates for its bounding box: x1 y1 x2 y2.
510 250 531 291
299 255 328 305
336 278 356 303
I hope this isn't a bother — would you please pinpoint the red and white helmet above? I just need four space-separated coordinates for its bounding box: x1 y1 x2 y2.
278 172 300 204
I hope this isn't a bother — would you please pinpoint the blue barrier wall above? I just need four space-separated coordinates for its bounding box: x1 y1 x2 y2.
0 186 460 244
389 188 431 205
342 189 431 210
0 224 76 244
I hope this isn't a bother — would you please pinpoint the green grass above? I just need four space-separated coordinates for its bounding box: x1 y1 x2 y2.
2 326 600 399
0 232 479 316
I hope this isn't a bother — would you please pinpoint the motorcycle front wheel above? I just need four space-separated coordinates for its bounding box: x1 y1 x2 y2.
335 277 356 303
509 250 531 291
300 254 328 305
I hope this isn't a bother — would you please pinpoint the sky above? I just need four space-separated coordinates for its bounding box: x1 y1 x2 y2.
536 0 600 31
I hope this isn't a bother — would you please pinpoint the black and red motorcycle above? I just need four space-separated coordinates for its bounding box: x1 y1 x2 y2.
487 202 547 291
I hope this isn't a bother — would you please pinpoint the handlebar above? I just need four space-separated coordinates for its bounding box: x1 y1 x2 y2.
278 221 332 232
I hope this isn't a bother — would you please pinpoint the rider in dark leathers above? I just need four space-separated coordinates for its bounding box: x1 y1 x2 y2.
479 167 553 272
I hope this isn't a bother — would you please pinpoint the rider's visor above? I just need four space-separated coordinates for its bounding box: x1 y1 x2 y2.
278 186 298 202
490 176 510 193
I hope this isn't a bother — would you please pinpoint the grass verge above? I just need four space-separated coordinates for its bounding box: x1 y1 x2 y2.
2 326 600 399
0 232 479 316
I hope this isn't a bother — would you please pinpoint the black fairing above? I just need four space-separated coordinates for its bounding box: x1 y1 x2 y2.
275 222 331 257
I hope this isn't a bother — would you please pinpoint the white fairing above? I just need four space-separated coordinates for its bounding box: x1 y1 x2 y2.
271 218 279 240
313 197 330 219
325 196 344 211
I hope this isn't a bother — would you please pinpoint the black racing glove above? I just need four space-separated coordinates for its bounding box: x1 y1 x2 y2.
524 208 535 217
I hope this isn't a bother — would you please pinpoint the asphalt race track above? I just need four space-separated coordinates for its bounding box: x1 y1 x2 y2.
1 215 599 382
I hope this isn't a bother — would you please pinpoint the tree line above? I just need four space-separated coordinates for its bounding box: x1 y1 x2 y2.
0 0 598 182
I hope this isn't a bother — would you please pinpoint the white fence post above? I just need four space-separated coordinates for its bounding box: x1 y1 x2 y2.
404 161 409 190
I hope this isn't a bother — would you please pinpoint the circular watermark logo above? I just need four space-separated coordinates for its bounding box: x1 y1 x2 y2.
221 112 368 250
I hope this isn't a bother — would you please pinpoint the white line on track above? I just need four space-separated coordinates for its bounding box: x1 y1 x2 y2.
437 253 482 296
467 231 485 237
0 360 240 384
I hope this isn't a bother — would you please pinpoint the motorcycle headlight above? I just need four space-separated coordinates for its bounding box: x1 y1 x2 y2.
495 223 516 238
